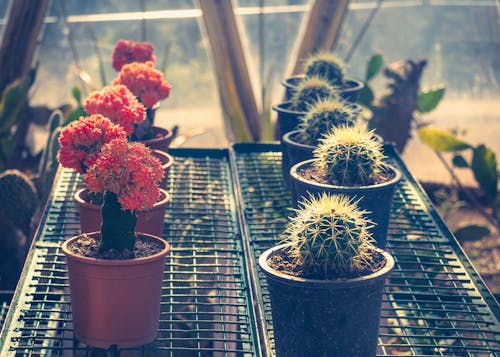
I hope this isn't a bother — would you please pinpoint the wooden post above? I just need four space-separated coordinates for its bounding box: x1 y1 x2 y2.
197 0 261 142
287 0 349 76
0 0 50 94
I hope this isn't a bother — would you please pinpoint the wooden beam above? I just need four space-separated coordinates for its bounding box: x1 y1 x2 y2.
0 0 50 94
287 0 349 76
197 0 261 141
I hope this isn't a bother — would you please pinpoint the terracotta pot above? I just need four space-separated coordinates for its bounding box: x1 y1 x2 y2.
290 159 401 249
62 232 170 348
139 126 173 152
282 74 365 103
152 149 174 189
75 188 170 237
259 243 394 357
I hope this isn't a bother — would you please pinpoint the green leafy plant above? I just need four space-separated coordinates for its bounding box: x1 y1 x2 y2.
358 53 445 152
418 126 497 240
282 193 375 276
0 67 37 170
290 76 338 112
313 124 386 186
303 52 345 86
296 97 359 146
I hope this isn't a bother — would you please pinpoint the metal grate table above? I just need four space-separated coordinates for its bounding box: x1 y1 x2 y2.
0 144 499 356
0 148 259 356
231 143 500 357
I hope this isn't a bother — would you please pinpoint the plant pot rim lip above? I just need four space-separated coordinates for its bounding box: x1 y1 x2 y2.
282 130 315 150
74 187 171 210
282 74 364 91
61 232 170 266
290 159 402 191
272 101 306 115
140 126 173 145
259 242 394 288
152 149 174 169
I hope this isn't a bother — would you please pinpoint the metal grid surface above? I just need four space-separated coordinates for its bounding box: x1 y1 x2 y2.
0 148 258 356
230 143 500 357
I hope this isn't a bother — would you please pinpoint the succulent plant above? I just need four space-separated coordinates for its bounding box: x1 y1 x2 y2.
0 169 38 236
313 125 385 186
297 97 360 146
290 76 338 112
282 193 374 275
304 52 345 86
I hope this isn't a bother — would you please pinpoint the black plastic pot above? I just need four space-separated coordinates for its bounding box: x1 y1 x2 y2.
281 130 315 188
273 102 307 188
290 159 401 249
282 74 365 103
259 243 394 357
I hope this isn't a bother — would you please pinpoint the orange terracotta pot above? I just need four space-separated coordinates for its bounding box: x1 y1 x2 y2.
62 232 170 348
152 149 174 189
140 126 173 152
75 188 170 237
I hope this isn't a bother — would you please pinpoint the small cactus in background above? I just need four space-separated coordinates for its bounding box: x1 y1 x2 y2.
290 76 338 112
304 52 345 86
297 98 360 146
313 125 385 186
0 169 38 236
282 193 374 276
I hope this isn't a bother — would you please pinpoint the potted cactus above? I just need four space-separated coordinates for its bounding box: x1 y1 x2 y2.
283 51 364 103
111 39 173 150
273 76 339 139
259 193 394 357
290 125 401 248
281 97 360 185
60 137 170 349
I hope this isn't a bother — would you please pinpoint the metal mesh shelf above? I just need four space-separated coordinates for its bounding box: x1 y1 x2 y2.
0 148 258 356
230 143 500 357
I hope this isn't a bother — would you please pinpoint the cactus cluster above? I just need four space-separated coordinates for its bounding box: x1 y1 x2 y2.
313 125 385 186
304 52 345 86
290 76 338 112
0 169 38 235
282 193 374 276
296 98 360 146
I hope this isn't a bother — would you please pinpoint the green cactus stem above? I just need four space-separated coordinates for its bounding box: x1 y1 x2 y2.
304 52 345 86
297 98 360 146
100 190 137 255
290 76 338 112
313 125 385 186
283 193 374 276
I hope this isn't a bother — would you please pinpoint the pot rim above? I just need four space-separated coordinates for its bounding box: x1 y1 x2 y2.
75 188 171 211
282 74 364 91
152 149 174 170
272 101 306 115
258 242 394 289
290 159 402 192
142 126 173 145
61 232 170 266
282 130 315 150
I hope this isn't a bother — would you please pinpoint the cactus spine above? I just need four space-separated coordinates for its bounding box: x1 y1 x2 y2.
304 52 345 86
313 125 385 186
283 193 374 276
297 98 360 146
290 76 338 112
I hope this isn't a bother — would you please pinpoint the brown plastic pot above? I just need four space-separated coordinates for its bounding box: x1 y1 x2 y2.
290 159 401 249
139 126 173 152
62 232 170 349
152 149 174 189
259 243 394 357
75 188 170 236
